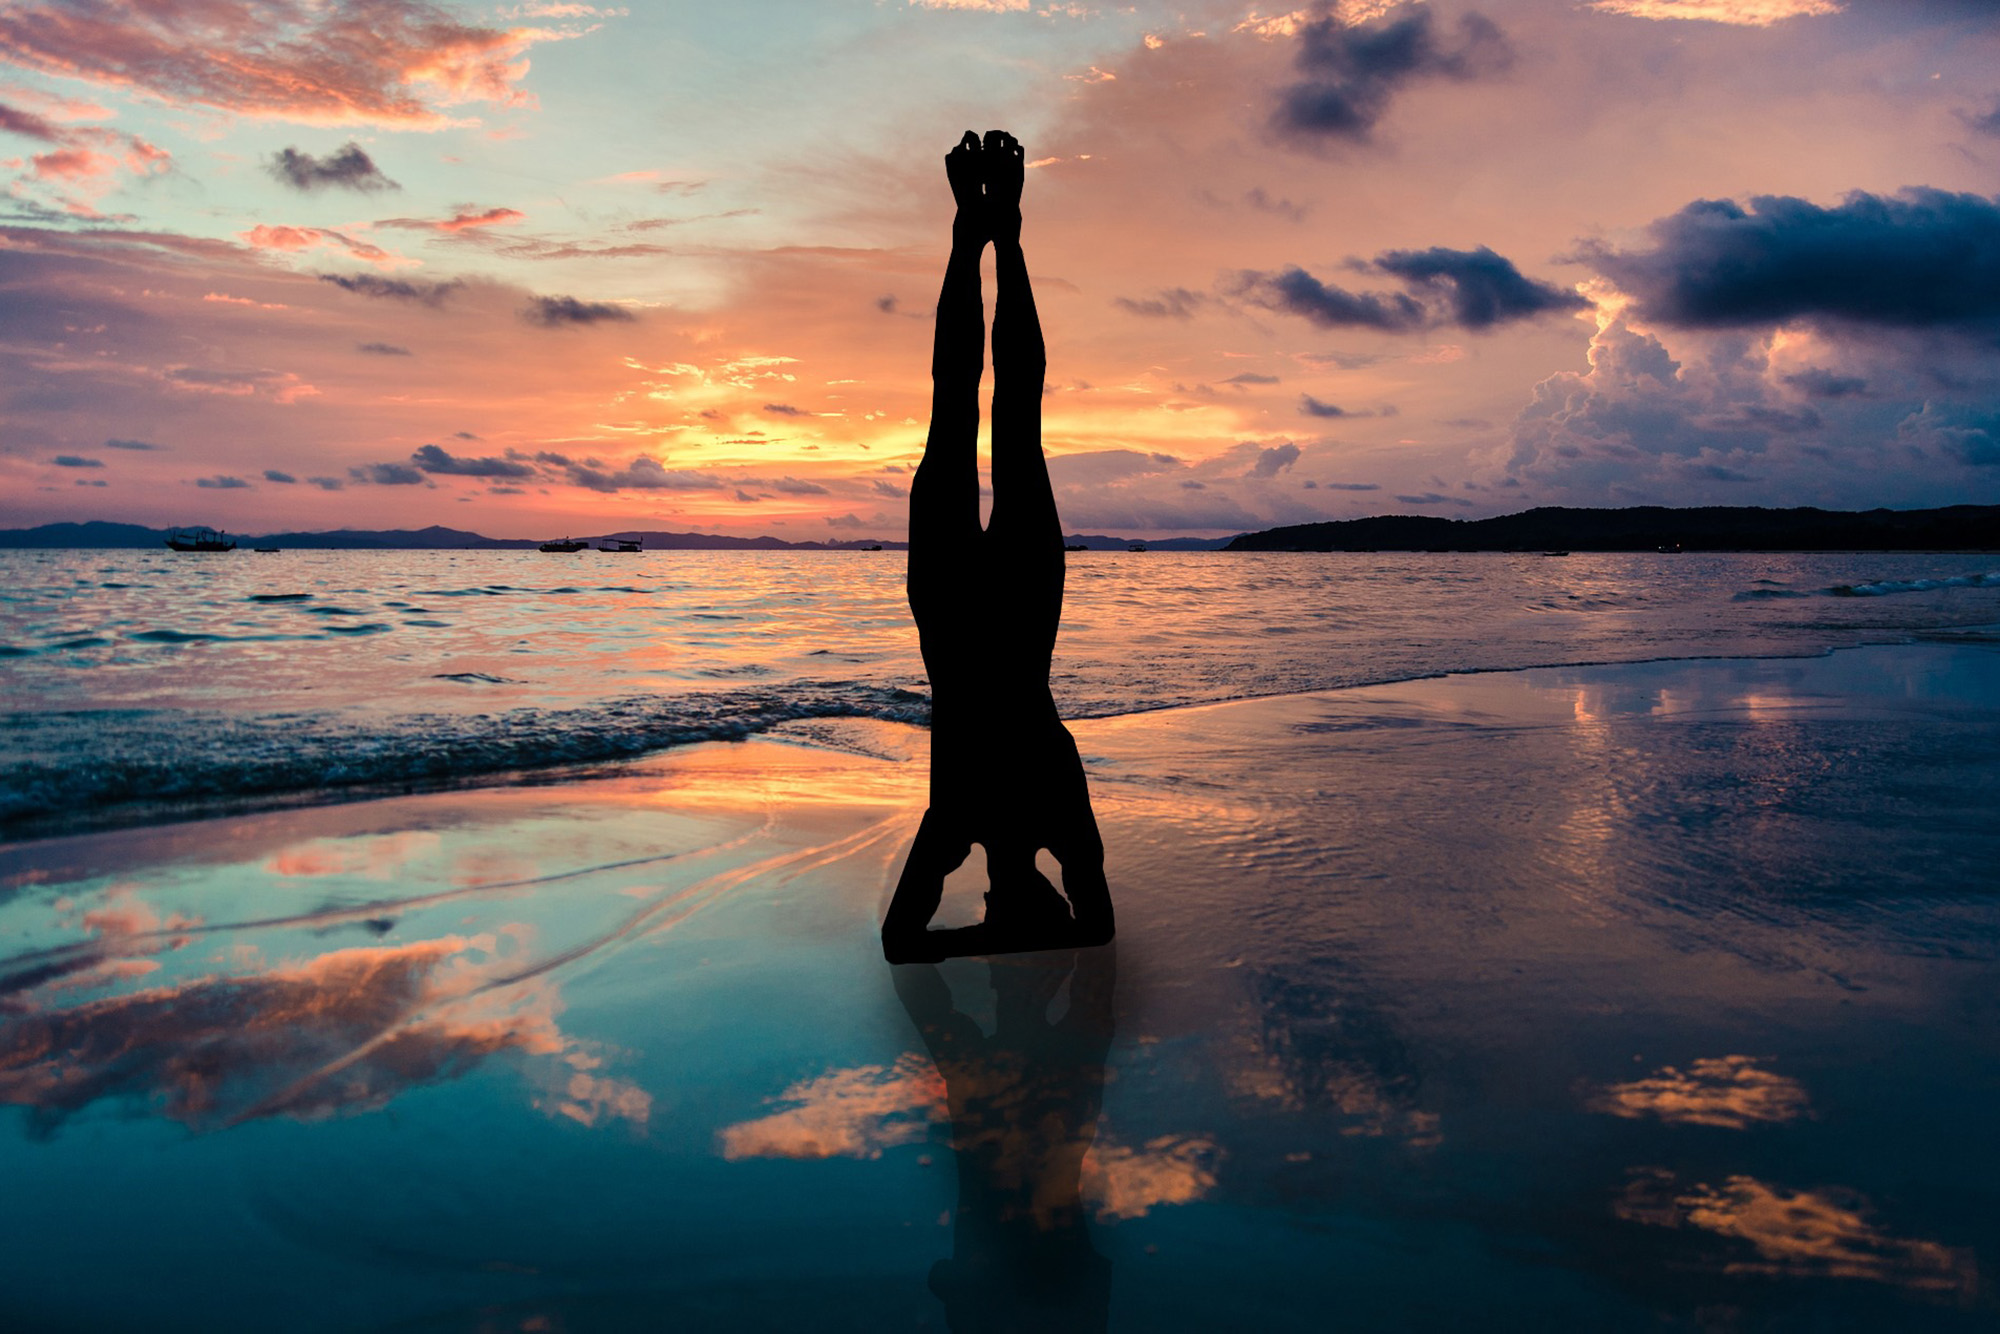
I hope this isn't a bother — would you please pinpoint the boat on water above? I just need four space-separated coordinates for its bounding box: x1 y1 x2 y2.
596 537 642 553
1127 542 1147 553
253 547 280 554
539 537 589 553
165 526 235 552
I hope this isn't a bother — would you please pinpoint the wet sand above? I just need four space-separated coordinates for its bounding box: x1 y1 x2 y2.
2 641 1996 1330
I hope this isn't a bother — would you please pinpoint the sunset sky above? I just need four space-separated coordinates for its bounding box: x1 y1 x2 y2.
3 0 1998 539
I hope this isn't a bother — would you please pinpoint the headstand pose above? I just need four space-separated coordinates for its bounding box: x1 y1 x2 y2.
882 131 1113 963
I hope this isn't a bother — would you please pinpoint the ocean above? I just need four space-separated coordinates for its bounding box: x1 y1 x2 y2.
3 547 1997 836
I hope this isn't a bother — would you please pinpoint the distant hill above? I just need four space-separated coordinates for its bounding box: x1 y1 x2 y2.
1227 505 2000 553
0 522 905 551
0 520 1240 551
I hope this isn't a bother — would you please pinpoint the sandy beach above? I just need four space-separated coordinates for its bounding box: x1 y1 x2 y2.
3 640 1996 1330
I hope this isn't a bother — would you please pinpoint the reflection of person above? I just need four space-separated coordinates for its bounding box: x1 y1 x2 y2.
895 947 1117 1332
882 131 1113 964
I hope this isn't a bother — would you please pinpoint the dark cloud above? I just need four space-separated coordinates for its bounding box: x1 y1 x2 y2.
1299 395 1349 418
1395 491 1474 507
1220 372 1281 386
533 450 572 467
1236 265 1423 331
762 476 828 495
75 478 107 487
0 101 61 142
1373 246 1588 329
1240 243 1583 333
876 295 899 313
1587 189 2000 332
357 341 410 356
52 454 103 467
522 295 636 328
1113 287 1208 319
562 456 719 492
1275 8 1513 144
268 143 398 193
1782 368 1869 398
763 402 807 416
104 438 164 451
1969 100 2000 136
1252 442 1301 476
319 273 459 305
263 469 296 484
824 513 865 529
1323 481 1381 491
410 443 533 478
195 474 250 488
349 462 426 485
306 476 345 491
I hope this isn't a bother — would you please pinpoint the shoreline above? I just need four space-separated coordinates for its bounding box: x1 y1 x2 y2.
5 631 1998 846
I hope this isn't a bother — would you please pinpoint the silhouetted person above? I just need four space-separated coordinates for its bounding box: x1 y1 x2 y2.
882 131 1113 964
895 947 1117 1331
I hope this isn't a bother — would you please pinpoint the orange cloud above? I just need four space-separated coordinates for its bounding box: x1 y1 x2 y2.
0 0 595 128
1587 1055 1810 1130
1082 1135 1221 1220
0 931 643 1134
1619 1170 1977 1295
717 1053 945 1159
239 223 394 265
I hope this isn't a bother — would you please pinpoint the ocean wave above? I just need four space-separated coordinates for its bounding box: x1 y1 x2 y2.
1828 573 1997 598
0 681 932 839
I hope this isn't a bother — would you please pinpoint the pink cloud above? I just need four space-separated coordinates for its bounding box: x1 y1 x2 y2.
378 205 526 233
0 0 591 128
240 223 394 265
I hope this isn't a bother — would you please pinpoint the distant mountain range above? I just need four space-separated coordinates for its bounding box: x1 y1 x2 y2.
4 505 1993 552
1226 505 2000 553
0 521 908 551
0 521 1233 551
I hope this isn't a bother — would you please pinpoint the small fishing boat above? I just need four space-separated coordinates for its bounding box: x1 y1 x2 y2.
597 537 642 553
539 537 588 553
253 547 280 554
166 526 235 552
1127 542 1147 553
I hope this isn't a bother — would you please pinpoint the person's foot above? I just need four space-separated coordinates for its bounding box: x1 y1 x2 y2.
981 130 1023 246
946 131 984 239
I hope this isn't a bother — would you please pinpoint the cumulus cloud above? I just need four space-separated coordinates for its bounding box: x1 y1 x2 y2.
267 143 398 192
522 294 635 327
1586 189 2000 333
1220 371 1281 386
194 474 250 488
262 469 296 483
51 454 102 467
410 442 534 477
357 341 411 355
319 272 460 304
1274 6 1513 144
1299 394 1350 417
104 437 163 450
0 0 586 129
0 100 62 142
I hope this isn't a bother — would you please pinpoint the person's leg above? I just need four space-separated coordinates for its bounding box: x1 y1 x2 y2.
907 131 989 631
979 131 1064 659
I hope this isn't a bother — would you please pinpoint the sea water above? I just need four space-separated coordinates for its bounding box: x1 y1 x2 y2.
3 547 1997 835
